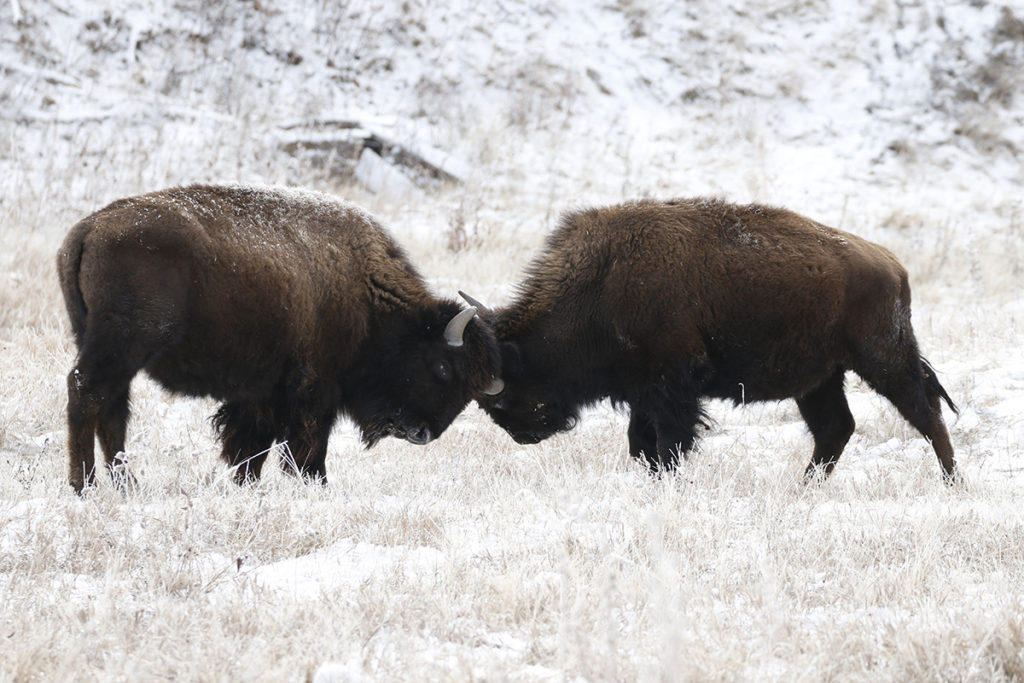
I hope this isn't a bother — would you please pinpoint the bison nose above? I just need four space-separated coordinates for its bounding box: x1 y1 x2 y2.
405 424 433 445
511 431 544 445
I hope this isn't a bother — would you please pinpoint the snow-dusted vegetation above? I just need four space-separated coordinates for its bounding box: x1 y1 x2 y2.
2 1 1023 679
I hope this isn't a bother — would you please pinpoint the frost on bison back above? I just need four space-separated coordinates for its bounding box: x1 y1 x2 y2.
57 184 500 493
471 198 959 483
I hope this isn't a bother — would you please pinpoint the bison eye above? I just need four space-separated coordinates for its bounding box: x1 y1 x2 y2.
433 360 451 382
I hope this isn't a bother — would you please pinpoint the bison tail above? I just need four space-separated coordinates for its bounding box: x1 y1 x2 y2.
921 356 958 416
57 221 90 347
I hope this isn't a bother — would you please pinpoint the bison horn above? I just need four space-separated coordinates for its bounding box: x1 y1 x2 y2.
444 306 478 347
458 290 490 315
482 377 504 395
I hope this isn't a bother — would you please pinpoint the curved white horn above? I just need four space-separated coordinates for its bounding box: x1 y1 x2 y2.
444 306 477 347
458 290 490 315
482 377 504 395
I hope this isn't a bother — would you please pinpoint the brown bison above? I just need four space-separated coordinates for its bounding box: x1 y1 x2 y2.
58 184 500 492
466 198 958 482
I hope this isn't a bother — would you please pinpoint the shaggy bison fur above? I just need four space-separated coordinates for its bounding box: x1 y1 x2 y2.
468 198 958 482
58 184 499 492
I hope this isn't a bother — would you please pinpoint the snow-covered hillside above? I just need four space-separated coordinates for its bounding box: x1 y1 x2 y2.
4 1 1023 298
5 2 1022 206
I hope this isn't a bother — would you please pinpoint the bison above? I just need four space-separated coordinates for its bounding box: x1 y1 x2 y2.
58 184 500 493
466 198 958 482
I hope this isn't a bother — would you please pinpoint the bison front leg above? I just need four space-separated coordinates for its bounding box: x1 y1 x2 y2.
629 398 704 474
280 412 336 484
627 410 658 470
213 402 279 485
652 418 701 473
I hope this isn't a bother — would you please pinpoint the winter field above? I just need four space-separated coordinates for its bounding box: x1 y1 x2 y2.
2 1 1024 680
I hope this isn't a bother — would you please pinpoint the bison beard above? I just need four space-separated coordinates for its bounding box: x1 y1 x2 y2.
57 184 500 493
471 198 959 483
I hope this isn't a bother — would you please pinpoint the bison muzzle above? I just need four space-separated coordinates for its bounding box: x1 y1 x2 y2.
58 184 500 492
468 198 959 483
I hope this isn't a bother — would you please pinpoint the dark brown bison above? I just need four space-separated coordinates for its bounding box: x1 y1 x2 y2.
466 198 958 482
58 184 500 493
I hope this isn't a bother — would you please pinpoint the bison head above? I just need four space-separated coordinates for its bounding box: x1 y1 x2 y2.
348 300 501 447
474 339 580 445
456 291 580 445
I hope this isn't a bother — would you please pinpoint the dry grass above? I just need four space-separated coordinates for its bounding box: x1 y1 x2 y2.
3 396 1024 680
2 154 1023 681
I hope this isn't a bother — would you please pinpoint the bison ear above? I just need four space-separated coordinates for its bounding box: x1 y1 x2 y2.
500 341 523 375
444 306 478 347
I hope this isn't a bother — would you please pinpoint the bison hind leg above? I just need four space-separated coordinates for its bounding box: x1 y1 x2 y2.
67 375 136 493
796 370 856 482
66 333 144 493
67 367 100 494
213 401 280 485
96 387 137 492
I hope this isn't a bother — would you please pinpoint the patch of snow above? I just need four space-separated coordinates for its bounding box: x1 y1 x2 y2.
313 659 368 683
237 538 444 600
353 148 421 199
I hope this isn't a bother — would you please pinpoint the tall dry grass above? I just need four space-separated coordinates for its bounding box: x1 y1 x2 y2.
2 134 1023 680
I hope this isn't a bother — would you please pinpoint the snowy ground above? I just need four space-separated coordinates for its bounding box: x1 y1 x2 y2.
2 1 1023 680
